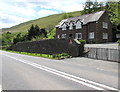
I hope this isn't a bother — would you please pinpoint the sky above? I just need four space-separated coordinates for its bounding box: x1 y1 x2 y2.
0 0 108 29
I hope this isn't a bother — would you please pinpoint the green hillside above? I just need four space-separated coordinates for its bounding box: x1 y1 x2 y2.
1 11 82 34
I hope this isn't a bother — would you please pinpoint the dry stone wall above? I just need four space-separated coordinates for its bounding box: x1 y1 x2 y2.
11 39 84 57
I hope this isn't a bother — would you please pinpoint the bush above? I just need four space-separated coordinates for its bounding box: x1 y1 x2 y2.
79 40 86 44
2 32 13 46
53 53 71 59
117 40 120 46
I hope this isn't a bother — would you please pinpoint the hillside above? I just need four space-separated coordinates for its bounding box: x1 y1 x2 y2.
1 11 83 34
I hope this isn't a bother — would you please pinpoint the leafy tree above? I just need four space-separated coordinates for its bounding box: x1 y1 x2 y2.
99 2 104 11
2 32 13 46
83 0 94 14
13 33 25 44
82 0 105 14
27 24 47 41
105 1 119 25
93 0 99 12
41 28 47 38
117 23 120 30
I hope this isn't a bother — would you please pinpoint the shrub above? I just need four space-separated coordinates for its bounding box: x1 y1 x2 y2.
117 40 120 46
79 40 86 44
53 53 71 59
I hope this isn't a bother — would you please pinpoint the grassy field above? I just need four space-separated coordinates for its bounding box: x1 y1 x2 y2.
1 11 83 34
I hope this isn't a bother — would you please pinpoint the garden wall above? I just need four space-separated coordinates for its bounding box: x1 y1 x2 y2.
11 39 84 57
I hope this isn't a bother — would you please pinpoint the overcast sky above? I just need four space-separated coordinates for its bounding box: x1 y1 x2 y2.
0 0 107 29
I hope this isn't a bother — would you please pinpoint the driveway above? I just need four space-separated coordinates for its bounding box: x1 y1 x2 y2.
85 43 119 49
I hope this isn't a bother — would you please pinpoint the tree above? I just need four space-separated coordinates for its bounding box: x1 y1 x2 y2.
82 0 105 14
27 24 47 41
34 25 41 37
2 32 13 46
99 2 104 11
13 33 25 44
27 25 35 40
105 1 119 25
41 28 47 38
83 0 94 14
93 0 99 12
117 23 120 30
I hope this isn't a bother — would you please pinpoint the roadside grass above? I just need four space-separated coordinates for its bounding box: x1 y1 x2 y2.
1 49 71 60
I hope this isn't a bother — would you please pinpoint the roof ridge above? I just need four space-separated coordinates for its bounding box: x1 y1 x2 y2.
56 10 105 27
67 10 105 19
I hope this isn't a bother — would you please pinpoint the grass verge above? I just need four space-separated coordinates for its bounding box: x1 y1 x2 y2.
1 49 71 60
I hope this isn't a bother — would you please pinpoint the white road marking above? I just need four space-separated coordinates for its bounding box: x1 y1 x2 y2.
0 85 2 92
3 54 119 91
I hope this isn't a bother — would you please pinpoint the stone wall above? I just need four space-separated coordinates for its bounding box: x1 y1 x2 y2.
11 39 84 57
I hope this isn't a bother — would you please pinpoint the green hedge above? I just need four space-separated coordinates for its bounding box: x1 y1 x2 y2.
117 40 120 46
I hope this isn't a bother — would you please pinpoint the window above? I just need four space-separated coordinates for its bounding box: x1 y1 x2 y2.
69 34 73 38
89 32 94 39
75 33 82 39
103 22 108 29
103 33 108 39
62 23 66 30
61 34 66 38
69 23 73 30
76 21 82 29
116 34 120 38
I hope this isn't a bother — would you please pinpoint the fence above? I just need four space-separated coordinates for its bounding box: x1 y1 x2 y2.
84 47 120 62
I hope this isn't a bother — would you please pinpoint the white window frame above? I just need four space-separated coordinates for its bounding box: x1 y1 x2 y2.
103 33 108 39
62 23 66 30
75 33 82 39
89 32 94 39
69 23 73 30
103 22 108 29
116 34 120 38
61 34 67 38
76 21 82 29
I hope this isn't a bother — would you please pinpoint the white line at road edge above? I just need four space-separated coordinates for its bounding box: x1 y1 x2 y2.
0 85 2 92
3 54 119 91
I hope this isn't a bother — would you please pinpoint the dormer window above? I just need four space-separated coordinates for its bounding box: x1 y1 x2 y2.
69 23 73 30
76 21 82 29
62 23 66 30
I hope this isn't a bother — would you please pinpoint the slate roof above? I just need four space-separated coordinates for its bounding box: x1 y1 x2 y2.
56 11 105 28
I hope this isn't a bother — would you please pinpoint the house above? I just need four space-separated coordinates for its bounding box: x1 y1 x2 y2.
55 11 113 43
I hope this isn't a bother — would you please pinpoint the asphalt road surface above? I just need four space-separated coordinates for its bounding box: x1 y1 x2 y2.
1 50 119 91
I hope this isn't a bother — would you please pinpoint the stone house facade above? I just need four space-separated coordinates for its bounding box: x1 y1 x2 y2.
56 11 112 43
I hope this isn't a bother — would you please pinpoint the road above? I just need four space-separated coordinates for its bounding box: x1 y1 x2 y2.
1 50 119 91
